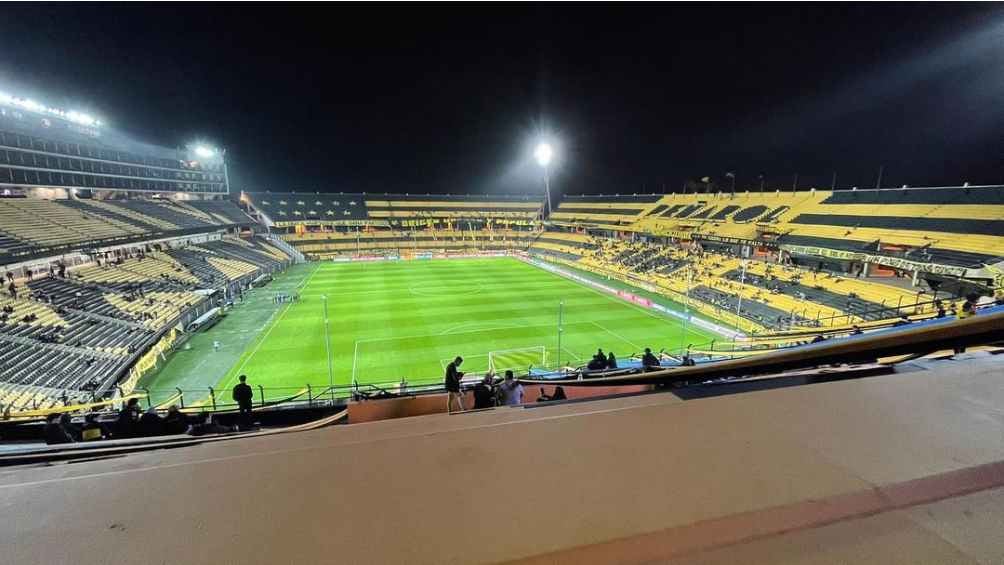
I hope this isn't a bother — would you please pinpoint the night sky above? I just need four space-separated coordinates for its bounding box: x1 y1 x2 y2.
1 3 1002 196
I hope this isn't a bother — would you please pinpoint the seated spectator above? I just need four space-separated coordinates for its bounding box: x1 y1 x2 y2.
116 398 141 438
606 351 617 369
587 349 607 370
59 413 80 441
935 300 946 318
81 413 111 442
497 370 524 406
44 413 74 445
139 407 164 436
163 405 189 435
472 373 496 409
641 347 660 370
959 295 978 319
551 386 567 401
850 325 863 335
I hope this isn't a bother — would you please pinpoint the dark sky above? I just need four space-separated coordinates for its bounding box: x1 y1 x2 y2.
1 3 1003 196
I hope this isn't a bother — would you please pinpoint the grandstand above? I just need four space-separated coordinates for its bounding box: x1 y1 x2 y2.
0 91 295 416
1 183 1001 420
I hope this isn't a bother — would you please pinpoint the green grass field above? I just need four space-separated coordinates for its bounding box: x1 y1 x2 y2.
142 257 718 399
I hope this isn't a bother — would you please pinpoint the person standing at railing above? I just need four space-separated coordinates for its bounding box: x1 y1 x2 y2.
444 356 465 413
232 375 254 429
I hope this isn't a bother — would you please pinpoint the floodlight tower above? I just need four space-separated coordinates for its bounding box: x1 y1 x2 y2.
534 142 554 215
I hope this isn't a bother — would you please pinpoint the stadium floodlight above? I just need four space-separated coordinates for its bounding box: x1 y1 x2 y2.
532 139 557 214
194 146 216 158
0 88 102 127
534 142 553 167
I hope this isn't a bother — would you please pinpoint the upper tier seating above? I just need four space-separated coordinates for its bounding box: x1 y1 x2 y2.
823 186 1004 205
550 194 663 225
248 193 369 222
365 194 541 221
0 197 252 262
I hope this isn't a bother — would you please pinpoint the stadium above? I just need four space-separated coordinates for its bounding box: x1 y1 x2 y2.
3 4 1004 565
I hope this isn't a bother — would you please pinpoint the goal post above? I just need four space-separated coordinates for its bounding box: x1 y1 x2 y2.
488 346 548 374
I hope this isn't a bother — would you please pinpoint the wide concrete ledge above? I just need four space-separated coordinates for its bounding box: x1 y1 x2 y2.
2 356 1004 564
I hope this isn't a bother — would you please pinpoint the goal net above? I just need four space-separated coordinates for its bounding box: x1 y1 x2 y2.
488 346 548 374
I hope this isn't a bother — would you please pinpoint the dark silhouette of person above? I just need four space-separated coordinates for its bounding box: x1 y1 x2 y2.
444 356 465 412
641 348 660 370
44 413 74 444
472 374 495 409
232 375 254 429
139 408 165 436
606 351 617 369
164 405 189 435
116 398 141 438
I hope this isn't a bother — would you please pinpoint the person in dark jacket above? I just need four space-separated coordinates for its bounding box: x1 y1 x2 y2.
587 349 607 370
116 398 141 438
232 375 254 429
472 373 495 409
641 348 660 370
139 408 164 436
444 356 465 413
606 352 617 369
59 413 81 441
44 413 74 444
163 405 189 435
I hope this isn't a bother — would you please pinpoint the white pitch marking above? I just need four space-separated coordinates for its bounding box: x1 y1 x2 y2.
591 320 644 351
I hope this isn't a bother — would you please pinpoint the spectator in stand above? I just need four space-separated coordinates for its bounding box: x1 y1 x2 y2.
81 413 111 442
164 405 189 435
606 351 617 369
641 348 660 370
850 325 863 335
472 373 495 409
139 407 164 436
959 294 978 319
7 282 15 299
444 356 465 413
116 398 141 438
498 370 524 406
587 349 607 370
232 375 254 429
44 413 74 445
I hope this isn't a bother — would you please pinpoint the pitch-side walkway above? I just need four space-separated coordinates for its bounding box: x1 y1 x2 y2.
138 262 318 400
3 355 1004 564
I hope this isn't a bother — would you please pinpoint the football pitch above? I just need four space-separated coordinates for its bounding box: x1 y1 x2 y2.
143 257 719 397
